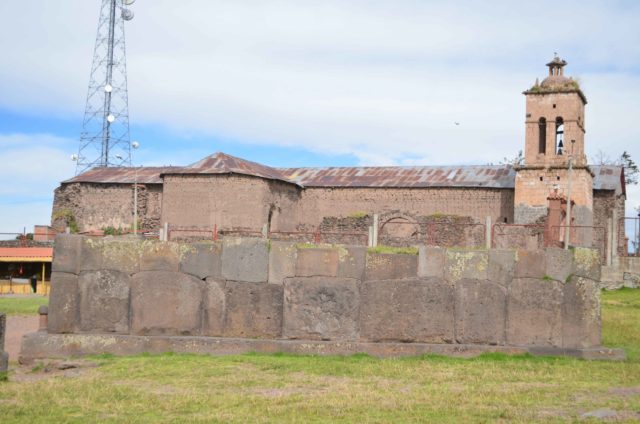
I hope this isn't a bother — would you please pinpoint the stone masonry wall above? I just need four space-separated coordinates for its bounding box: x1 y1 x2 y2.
47 235 603 350
52 183 163 233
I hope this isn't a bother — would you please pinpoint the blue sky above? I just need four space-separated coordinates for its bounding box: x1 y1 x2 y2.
0 0 639 237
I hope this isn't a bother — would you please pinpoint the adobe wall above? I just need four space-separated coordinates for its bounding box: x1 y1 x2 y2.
161 175 301 234
51 183 163 233
297 187 515 229
22 234 615 360
593 190 627 257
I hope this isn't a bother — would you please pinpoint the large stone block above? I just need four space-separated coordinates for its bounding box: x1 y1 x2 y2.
0 313 5 351
180 242 222 279
283 277 359 341
572 247 601 281
514 250 546 279
418 246 446 279
221 237 269 283
268 241 297 284
52 234 83 274
130 271 204 336
444 250 488 283
203 279 226 336
139 242 181 272
295 247 339 277
545 248 573 282
48 272 79 334
337 246 366 280
562 277 601 348
455 279 506 345
80 238 140 274
506 278 563 346
78 270 130 333
223 281 283 338
360 278 455 343
364 253 418 281
488 249 516 286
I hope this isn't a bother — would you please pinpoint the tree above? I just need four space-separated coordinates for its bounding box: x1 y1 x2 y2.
488 150 524 166
593 150 638 186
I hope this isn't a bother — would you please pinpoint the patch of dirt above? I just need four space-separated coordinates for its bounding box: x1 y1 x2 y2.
9 359 99 383
609 386 640 397
5 315 39 361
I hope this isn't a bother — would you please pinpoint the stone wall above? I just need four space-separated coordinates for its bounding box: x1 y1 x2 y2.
52 182 163 233
601 256 640 290
43 235 604 354
0 313 7 376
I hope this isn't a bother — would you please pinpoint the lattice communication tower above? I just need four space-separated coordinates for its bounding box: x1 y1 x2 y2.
75 0 137 174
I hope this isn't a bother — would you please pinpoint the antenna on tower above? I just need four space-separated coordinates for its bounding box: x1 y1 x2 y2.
74 0 138 174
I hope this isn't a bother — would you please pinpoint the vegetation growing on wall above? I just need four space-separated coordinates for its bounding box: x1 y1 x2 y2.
52 209 78 233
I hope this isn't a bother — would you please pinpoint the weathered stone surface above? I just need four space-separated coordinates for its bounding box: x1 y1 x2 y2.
337 246 366 280
572 247 601 281
455 279 506 345
562 277 601 348
80 238 140 274
180 242 222 279
48 272 79 334
488 249 516 285
506 278 563 346
0 313 5 350
514 250 546 279
545 248 573 282
295 247 339 277
52 234 83 274
360 278 455 343
130 271 204 336
223 281 283 338
268 241 297 284
221 237 269 283
78 270 130 333
444 250 488 283
283 277 359 341
139 242 181 272
418 246 446 279
364 253 418 281
203 279 226 336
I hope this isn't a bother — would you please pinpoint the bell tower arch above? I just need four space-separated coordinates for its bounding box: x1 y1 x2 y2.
515 56 594 245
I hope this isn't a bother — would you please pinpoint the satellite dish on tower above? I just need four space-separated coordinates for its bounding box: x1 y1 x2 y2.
121 8 134 21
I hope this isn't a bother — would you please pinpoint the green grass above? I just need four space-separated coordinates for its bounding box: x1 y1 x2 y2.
0 290 639 423
0 296 48 316
367 245 418 255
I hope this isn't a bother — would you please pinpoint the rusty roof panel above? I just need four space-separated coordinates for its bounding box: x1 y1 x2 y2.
279 165 516 188
63 166 184 184
591 165 625 195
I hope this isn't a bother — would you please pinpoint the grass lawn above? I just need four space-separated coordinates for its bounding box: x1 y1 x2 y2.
0 290 639 423
0 296 48 316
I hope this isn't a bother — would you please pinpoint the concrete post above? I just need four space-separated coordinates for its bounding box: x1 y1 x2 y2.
163 222 169 242
372 214 379 247
262 223 268 238
606 217 613 266
612 209 618 260
368 226 374 247
159 228 164 242
485 216 492 249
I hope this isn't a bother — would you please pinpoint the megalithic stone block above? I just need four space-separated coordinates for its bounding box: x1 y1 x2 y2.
364 253 418 281
283 277 359 341
455 279 506 345
268 241 298 284
130 271 205 336
180 242 222 279
221 237 269 283
562 276 601 348
48 272 79 334
223 281 283 338
78 270 131 333
52 234 84 274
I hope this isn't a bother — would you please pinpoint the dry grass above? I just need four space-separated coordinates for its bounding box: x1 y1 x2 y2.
0 290 639 423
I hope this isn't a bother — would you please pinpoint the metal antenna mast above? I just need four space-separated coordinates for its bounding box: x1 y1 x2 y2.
75 0 137 174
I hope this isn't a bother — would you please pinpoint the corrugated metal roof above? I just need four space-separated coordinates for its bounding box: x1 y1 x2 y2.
61 153 625 193
63 166 184 184
167 152 301 185
279 165 516 188
0 247 53 259
591 165 625 195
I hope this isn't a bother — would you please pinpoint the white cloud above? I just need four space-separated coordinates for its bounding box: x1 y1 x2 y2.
0 0 639 224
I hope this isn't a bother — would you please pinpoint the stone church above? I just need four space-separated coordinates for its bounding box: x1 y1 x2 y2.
52 57 626 253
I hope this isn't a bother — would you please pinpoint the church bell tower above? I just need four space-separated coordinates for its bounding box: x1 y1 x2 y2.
514 56 594 242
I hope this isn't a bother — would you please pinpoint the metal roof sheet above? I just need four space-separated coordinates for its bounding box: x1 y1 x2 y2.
591 165 625 195
0 247 53 260
279 165 516 188
63 166 184 184
60 153 625 193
